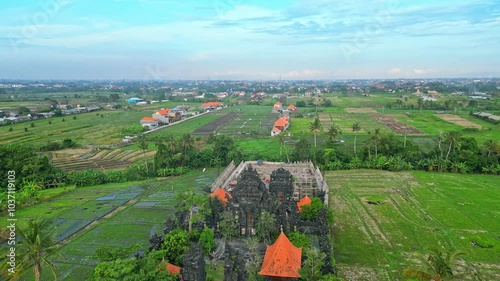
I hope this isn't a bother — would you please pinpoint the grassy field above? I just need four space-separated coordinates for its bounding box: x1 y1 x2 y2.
327 169 499 280
217 105 276 136
0 169 220 280
0 110 151 146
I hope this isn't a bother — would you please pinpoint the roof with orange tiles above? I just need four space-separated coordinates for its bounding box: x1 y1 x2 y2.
288 104 297 109
141 117 160 122
259 232 302 278
155 109 171 115
159 261 181 275
274 116 289 127
201 101 222 107
210 187 232 204
297 195 312 212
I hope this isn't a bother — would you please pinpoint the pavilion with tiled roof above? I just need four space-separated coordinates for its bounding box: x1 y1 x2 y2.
159 260 181 275
210 187 232 204
297 195 312 212
259 231 302 281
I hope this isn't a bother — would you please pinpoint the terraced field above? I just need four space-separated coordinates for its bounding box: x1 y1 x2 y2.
3 169 219 281
327 170 499 280
50 148 154 171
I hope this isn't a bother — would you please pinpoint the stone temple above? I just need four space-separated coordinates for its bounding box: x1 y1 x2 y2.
210 161 329 236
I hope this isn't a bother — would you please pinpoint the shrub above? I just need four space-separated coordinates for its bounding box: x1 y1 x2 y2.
30 123 35 127
104 170 127 183
67 169 106 187
24 128 28 132
8 127 12 131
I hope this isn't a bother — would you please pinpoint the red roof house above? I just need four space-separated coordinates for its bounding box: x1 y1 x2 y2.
259 232 302 280
271 116 290 136
159 260 181 275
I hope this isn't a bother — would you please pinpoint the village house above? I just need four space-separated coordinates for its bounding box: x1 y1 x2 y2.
152 108 170 124
139 117 160 129
272 101 282 113
126 97 144 103
287 104 298 113
200 101 223 111
271 116 290 136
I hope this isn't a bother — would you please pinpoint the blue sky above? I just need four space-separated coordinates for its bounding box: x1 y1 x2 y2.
0 0 499 80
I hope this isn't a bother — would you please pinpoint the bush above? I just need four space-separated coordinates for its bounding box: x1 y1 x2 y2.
67 169 106 187
24 128 28 132
8 127 12 131
104 170 127 183
30 123 35 127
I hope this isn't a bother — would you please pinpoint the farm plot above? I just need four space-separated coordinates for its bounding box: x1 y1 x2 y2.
192 112 240 136
437 114 482 128
317 112 390 134
327 170 500 281
217 107 278 136
345 107 378 113
50 148 150 171
8 169 219 281
372 115 425 135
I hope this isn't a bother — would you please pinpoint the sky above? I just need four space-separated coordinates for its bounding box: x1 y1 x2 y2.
0 0 499 80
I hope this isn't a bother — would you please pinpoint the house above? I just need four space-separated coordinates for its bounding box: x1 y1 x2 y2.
259 231 302 280
126 97 144 103
271 116 290 136
140 117 160 129
287 104 298 113
272 101 282 113
200 101 223 111
152 108 170 124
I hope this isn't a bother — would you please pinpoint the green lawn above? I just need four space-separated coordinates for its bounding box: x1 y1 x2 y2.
328 169 500 280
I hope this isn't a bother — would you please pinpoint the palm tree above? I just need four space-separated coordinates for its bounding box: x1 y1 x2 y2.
444 131 461 160
16 219 61 281
372 128 381 159
310 117 322 147
136 133 149 173
403 250 472 281
326 123 342 144
483 139 499 157
351 122 361 156
181 133 194 156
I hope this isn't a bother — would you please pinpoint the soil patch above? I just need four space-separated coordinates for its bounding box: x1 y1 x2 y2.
372 115 425 135
436 114 481 128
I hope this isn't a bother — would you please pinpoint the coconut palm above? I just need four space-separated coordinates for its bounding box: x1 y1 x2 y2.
310 117 322 147
136 133 149 173
326 123 342 144
483 139 499 157
372 128 381 159
277 133 286 160
403 249 472 281
16 219 61 281
444 131 461 160
351 122 361 155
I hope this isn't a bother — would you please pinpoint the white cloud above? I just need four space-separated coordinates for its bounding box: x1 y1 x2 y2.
413 69 437 75
388 67 402 74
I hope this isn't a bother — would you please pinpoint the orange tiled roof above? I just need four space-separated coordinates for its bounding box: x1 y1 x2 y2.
141 117 160 121
288 104 297 109
159 261 181 275
155 109 170 115
201 102 222 107
274 116 289 127
259 232 302 278
275 101 282 105
211 187 232 204
297 195 312 212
